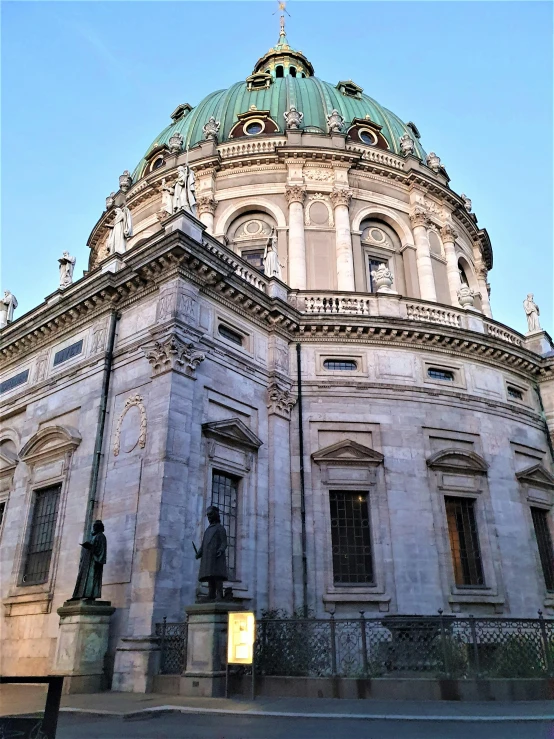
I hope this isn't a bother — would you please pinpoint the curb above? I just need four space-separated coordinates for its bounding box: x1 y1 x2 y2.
60 705 554 723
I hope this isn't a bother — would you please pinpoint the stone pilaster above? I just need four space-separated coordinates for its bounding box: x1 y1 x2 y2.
330 188 355 291
410 208 437 302
285 185 307 290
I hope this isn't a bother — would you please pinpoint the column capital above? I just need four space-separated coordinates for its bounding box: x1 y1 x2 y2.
196 195 218 216
285 185 306 205
267 382 297 419
440 224 458 242
409 207 430 229
330 188 353 208
141 332 205 378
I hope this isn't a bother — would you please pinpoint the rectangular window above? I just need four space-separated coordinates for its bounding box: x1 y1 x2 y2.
211 471 239 580
367 258 384 293
445 496 484 587
53 339 83 367
0 501 6 534
531 507 554 592
329 491 374 584
0 369 29 394
22 485 61 585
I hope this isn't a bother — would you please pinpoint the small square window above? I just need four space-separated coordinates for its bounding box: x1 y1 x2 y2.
428 368 454 381
507 386 523 401
218 324 243 346
323 359 358 371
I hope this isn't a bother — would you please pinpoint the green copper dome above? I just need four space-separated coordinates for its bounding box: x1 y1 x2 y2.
133 40 426 179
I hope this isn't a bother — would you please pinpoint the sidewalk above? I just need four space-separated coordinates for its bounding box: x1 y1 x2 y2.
3 685 553 722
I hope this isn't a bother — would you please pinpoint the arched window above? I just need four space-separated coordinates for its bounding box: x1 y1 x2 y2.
428 231 443 257
359 220 402 293
289 66 297 78
458 260 470 286
226 211 276 273
276 65 284 78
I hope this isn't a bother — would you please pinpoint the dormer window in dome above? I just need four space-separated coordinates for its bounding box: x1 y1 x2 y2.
229 108 279 139
406 121 421 139
141 144 169 176
170 103 192 122
336 80 363 99
246 72 273 91
347 118 389 150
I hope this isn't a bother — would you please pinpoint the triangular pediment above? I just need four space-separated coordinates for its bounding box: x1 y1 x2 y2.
312 440 384 466
427 448 488 474
202 418 263 450
516 463 554 489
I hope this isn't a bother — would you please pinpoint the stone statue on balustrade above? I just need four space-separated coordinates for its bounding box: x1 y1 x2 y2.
161 178 175 215
0 290 18 328
263 228 283 279
106 206 132 255
71 520 107 601
460 194 472 213
203 116 220 141
284 106 303 130
399 133 415 156
326 109 344 133
58 251 76 289
194 506 227 602
523 294 541 333
173 165 196 215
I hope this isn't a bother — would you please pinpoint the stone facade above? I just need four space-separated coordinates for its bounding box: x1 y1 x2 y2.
1 36 553 692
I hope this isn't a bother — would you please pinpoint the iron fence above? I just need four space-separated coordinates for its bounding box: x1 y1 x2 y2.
156 612 554 680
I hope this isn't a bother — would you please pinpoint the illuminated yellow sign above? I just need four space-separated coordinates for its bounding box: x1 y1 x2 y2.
227 612 256 664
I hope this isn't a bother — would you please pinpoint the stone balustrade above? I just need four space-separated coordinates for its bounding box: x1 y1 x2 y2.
218 138 287 159
405 301 462 328
484 321 524 347
346 145 405 170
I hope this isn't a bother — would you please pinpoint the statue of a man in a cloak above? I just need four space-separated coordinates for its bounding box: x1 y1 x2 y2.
106 206 133 255
263 228 282 279
195 506 227 601
71 520 107 600
173 165 196 215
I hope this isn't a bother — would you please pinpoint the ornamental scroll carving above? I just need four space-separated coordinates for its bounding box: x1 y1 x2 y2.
267 383 297 418
113 394 147 456
305 193 334 227
142 334 205 377
303 168 333 182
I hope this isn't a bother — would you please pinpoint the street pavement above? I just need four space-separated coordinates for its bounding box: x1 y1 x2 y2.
2 685 553 739
54 711 554 739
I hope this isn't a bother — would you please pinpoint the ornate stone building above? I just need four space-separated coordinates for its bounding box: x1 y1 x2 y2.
1 26 554 691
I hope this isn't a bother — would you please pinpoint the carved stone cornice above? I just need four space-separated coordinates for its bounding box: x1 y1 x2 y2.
141 332 205 378
196 195 218 216
329 188 353 208
267 382 297 419
440 224 458 242
409 207 430 229
285 185 306 205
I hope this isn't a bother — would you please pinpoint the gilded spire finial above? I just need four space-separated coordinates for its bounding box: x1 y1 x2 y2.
274 1 290 44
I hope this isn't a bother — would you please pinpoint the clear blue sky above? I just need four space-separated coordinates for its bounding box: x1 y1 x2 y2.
2 1 552 334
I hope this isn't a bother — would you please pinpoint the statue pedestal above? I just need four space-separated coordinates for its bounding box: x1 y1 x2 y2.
524 329 553 356
181 602 244 698
52 599 115 694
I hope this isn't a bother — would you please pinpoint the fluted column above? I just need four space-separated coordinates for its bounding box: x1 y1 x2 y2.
285 185 307 289
410 208 437 302
330 188 355 291
440 224 462 305
196 196 218 234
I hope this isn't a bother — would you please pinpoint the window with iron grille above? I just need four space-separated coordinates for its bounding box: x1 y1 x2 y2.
53 340 83 367
211 471 239 580
323 359 358 371
0 369 29 394
22 485 61 585
428 368 455 381
218 324 243 346
329 491 374 584
531 507 554 591
445 496 484 587
507 386 523 400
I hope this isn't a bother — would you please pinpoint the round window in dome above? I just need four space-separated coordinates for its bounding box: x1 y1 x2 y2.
359 129 377 146
152 157 165 170
245 121 264 136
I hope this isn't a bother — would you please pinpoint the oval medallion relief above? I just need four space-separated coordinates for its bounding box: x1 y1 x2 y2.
113 394 147 456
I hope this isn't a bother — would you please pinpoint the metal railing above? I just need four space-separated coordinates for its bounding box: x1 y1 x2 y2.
157 612 554 680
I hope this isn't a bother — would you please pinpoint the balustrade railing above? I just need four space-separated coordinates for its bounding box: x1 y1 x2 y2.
157 613 554 680
405 301 462 328
218 138 287 159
